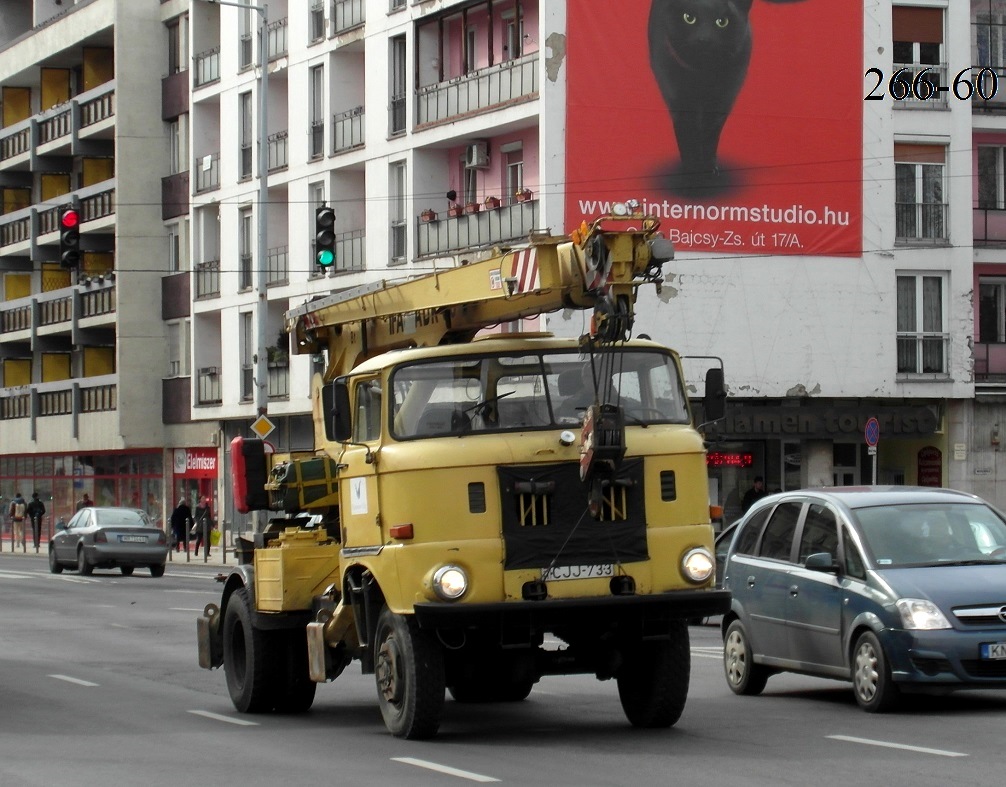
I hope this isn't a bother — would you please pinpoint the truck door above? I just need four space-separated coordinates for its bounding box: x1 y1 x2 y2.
339 377 381 549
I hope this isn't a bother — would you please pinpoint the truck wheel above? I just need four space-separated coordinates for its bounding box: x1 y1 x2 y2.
273 628 317 714
616 621 690 728
222 587 277 713
374 607 445 739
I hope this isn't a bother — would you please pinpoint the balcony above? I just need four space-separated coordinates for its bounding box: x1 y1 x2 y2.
0 375 118 439
333 0 365 34
974 206 1006 246
267 246 289 286
974 342 1006 395
267 18 288 61
416 199 539 257
333 107 364 153
195 152 220 193
196 368 222 405
416 53 538 127
194 47 221 88
0 185 116 256
195 260 221 299
268 130 288 171
268 364 289 399
0 282 117 343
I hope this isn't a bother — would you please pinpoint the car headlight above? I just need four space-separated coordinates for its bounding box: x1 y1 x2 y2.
895 598 951 630
681 547 714 584
432 565 468 601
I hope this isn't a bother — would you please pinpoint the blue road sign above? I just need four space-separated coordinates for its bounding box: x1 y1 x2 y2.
865 417 880 448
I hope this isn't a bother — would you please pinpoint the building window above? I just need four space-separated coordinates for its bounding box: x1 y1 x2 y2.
310 65 325 160
465 26 477 73
390 35 407 136
390 161 406 264
502 142 524 204
167 221 189 272
978 145 1006 209
979 276 1006 342
167 15 189 75
503 13 523 61
239 6 253 70
974 2 1006 71
893 6 943 67
239 207 253 290
240 312 254 401
310 1 325 43
167 320 191 377
169 116 189 176
897 272 948 374
895 143 946 241
239 92 253 181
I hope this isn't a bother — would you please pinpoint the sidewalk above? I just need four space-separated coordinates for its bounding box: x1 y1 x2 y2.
0 536 232 568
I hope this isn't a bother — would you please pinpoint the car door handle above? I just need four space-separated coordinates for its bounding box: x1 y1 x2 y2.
789 584 799 597
747 576 756 587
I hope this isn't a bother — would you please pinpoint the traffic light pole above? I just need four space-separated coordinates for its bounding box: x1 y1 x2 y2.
205 0 269 421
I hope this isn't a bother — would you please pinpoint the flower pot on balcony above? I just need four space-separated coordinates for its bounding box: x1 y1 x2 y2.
484 196 501 209
515 189 533 203
447 205 464 218
465 202 481 214
421 209 438 222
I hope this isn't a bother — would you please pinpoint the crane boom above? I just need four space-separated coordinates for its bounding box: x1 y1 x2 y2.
286 212 673 381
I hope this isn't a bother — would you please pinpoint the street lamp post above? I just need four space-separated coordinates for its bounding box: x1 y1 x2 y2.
205 0 269 420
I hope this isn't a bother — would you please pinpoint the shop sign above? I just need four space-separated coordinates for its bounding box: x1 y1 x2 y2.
173 448 218 479
717 405 939 440
917 446 942 487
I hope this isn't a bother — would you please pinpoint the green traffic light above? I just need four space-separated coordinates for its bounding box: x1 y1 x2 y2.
317 249 335 267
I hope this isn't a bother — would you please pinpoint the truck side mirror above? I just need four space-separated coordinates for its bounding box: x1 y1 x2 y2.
332 379 352 442
704 367 726 423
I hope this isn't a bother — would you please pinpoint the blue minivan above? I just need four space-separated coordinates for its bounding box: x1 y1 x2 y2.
720 487 1006 711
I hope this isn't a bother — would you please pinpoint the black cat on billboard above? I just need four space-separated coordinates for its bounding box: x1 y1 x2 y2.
648 0 807 196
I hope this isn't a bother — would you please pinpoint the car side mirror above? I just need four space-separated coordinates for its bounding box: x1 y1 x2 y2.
55 521 68 532
703 367 726 423
805 552 838 573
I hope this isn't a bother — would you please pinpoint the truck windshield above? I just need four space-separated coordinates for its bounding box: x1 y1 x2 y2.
390 349 690 439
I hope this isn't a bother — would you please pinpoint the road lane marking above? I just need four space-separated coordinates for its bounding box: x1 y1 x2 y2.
170 608 206 612
188 710 259 727
392 758 500 783
164 589 218 594
827 735 967 758
49 674 99 687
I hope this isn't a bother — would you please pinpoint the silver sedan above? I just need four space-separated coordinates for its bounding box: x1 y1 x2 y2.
49 507 169 577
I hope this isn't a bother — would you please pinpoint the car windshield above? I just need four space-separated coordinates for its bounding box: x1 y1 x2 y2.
94 509 149 528
389 349 691 439
855 502 1006 566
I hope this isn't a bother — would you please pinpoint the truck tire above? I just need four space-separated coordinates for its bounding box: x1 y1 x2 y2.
273 628 317 714
223 587 277 713
374 607 445 739
616 620 690 728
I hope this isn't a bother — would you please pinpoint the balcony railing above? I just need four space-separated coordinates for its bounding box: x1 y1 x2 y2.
0 123 31 162
974 341 1006 384
333 107 364 153
195 152 220 193
195 260 221 299
239 253 253 290
268 365 289 399
890 63 949 108
416 199 540 257
268 130 288 171
0 185 116 251
196 368 222 405
267 18 288 60
194 47 221 87
974 206 1006 245
416 53 538 127
390 93 406 136
333 0 365 33
267 246 289 285
39 106 71 145
1 376 117 426
895 202 948 243
310 120 325 160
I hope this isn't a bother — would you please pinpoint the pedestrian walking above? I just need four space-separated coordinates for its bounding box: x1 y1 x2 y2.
741 476 769 513
26 492 46 552
76 493 93 512
191 497 213 557
8 491 27 551
170 498 191 553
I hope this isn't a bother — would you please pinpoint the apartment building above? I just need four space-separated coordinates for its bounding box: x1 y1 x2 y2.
4 0 1006 531
0 0 207 530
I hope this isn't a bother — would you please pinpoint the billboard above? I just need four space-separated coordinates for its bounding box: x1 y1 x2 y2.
565 0 863 257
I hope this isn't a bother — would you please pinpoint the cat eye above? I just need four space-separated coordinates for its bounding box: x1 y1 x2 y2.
715 18 729 28
682 13 696 24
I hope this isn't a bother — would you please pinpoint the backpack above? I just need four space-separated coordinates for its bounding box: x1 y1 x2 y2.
12 502 26 520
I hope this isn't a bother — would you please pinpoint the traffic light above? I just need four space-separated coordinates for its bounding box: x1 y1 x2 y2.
59 207 81 269
315 206 336 268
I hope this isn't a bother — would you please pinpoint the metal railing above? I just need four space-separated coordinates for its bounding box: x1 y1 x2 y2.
197 369 222 405
194 47 221 87
416 199 539 257
895 202 948 242
896 333 949 374
267 246 289 285
267 18 288 60
974 206 1006 245
268 365 289 398
333 0 365 33
333 106 364 153
195 152 220 193
195 260 221 298
890 63 949 107
268 130 288 171
390 93 406 136
416 53 538 126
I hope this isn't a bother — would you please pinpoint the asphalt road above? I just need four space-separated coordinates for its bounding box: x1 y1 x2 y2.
2 552 1005 786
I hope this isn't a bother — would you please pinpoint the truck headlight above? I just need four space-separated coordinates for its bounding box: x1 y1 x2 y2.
432 565 468 601
681 548 714 584
896 598 950 630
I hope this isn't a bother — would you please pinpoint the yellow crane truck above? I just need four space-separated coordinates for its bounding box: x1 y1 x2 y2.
197 205 729 739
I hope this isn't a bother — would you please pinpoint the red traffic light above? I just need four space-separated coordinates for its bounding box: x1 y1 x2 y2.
60 208 80 230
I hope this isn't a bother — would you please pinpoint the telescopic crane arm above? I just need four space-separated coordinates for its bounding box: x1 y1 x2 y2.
285 211 673 382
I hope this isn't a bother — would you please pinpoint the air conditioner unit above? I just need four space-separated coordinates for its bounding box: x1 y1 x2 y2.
465 141 490 169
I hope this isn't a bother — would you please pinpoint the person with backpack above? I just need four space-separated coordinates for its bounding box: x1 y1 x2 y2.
26 492 46 552
8 491 27 551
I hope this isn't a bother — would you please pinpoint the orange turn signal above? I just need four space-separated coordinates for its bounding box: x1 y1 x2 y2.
710 505 724 519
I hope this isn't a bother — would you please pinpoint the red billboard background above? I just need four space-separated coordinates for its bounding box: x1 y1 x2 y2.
564 0 863 257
